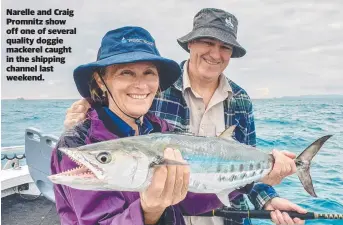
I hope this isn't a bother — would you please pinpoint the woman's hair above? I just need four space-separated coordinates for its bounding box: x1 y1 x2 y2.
89 67 109 106
88 63 162 106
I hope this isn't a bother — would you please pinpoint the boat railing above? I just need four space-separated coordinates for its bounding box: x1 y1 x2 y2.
1 146 26 170
24 127 59 203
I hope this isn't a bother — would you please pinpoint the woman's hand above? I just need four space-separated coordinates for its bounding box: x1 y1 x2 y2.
64 99 90 130
261 149 297 186
140 148 190 224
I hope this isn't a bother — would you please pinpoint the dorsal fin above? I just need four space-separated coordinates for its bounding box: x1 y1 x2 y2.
162 131 196 136
218 125 236 141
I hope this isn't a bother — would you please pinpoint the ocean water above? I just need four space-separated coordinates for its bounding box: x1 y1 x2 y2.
1 98 343 225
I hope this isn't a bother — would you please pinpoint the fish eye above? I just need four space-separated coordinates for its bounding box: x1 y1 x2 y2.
96 152 112 164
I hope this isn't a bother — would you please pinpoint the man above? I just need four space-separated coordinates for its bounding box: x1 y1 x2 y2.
64 8 306 225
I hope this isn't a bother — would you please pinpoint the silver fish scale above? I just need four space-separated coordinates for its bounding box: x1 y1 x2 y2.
141 133 274 175
77 133 273 175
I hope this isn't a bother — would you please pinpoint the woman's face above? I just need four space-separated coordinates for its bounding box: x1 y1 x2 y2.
96 62 159 118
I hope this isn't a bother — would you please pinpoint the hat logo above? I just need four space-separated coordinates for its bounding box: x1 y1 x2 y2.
225 17 234 29
121 37 128 43
121 37 153 46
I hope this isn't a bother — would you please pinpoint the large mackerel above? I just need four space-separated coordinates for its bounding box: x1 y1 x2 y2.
49 125 332 206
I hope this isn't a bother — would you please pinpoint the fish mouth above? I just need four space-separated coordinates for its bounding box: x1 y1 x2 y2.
50 147 104 181
53 166 96 178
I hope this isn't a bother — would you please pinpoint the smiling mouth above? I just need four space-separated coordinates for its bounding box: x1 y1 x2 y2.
127 94 149 100
203 58 220 65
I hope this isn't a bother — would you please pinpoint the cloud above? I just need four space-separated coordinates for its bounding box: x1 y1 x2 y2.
256 88 270 97
1 0 343 99
48 80 62 85
39 94 49 98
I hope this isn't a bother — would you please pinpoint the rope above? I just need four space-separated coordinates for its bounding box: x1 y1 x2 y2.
1 153 26 160
13 186 42 201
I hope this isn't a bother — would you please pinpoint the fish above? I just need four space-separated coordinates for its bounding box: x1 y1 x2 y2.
48 125 332 206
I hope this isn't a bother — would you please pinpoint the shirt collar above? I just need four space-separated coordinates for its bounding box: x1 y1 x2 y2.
182 60 192 93
101 107 153 137
218 72 232 94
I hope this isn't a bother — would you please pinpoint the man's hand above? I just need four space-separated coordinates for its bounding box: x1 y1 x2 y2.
264 197 306 225
261 150 297 186
64 99 91 130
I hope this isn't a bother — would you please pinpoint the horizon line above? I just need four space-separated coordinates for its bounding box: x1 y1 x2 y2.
2 94 343 101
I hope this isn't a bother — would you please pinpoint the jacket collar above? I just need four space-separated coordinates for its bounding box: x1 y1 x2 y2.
87 105 169 140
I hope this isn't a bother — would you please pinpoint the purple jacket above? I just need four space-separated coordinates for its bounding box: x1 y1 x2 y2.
51 108 223 225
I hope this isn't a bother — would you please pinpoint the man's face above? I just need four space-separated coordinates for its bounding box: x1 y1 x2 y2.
187 38 233 80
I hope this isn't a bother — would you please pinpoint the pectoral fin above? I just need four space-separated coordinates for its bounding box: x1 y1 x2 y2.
216 189 233 207
218 125 236 141
149 156 189 168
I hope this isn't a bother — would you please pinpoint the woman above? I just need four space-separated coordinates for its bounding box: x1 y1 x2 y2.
51 26 223 225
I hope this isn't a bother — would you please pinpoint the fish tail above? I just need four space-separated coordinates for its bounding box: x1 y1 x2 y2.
295 135 332 197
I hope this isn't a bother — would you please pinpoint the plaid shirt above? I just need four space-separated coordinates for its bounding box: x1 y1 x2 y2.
150 60 279 225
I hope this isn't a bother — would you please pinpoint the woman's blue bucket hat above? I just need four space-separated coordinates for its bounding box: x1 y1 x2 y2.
73 26 181 98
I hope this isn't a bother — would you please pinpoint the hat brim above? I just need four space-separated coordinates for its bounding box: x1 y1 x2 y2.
73 51 181 98
177 27 246 58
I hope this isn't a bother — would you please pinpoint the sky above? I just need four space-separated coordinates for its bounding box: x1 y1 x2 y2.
1 0 342 99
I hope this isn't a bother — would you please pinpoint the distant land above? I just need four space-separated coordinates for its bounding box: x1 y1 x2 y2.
250 94 343 100
277 94 343 99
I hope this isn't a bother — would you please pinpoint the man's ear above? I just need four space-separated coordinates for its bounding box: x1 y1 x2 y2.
187 42 192 51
